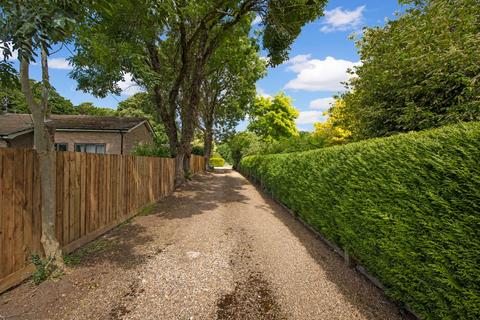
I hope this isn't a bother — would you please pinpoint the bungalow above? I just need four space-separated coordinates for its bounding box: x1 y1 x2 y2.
0 113 155 154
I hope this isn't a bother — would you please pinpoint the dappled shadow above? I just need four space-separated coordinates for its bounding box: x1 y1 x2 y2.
70 223 156 270
244 175 412 320
76 172 251 269
153 172 250 220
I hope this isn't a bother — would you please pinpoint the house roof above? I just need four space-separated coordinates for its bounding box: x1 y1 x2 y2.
0 114 34 136
0 113 153 138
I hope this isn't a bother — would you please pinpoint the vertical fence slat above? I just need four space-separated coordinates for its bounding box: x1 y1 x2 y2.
24 151 34 254
2 150 14 276
62 152 69 245
55 152 64 245
32 152 42 256
0 151 4 278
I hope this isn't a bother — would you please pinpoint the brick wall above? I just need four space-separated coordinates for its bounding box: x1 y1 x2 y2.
54 131 122 154
2 123 154 154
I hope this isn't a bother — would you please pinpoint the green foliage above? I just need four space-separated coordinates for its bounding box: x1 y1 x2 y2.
75 102 115 116
70 0 327 164
0 80 76 114
31 254 58 285
259 131 326 155
63 239 117 267
261 0 328 66
132 142 171 158
200 26 266 143
313 98 352 145
240 122 480 319
216 143 233 164
0 0 89 61
117 93 169 144
209 157 225 168
342 0 480 140
248 93 299 141
0 62 19 89
228 131 262 168
0 79 116 116
138 203 157 217
191 144 204 156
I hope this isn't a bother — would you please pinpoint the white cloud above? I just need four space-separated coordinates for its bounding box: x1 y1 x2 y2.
256 86 271 98
118 73 143 96
309 97 334 111
48 58 72 70
285 54 313 73
284 55 360 92
296 111 328 125
320 6 365 33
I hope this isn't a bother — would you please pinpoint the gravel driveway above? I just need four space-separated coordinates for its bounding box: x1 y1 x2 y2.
0 171 402 320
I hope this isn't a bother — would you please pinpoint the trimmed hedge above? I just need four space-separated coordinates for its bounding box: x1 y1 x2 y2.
209 157 225 167
239 122 480 319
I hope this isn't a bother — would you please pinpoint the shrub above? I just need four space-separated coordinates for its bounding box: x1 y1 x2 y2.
209 157 225 167
191 144 204 156
216 143 233 164
259 131 326 155
132 142 171 158
239 122 480 319
228 132 262 168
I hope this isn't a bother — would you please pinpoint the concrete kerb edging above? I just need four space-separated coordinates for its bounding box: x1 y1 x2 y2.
240 170 421 320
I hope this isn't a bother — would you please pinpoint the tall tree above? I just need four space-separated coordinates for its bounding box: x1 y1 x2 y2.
341 0 480 140
199 24 266 169
313 98 352 145
71 0 327 185
0 0 99 265
248 92 299 141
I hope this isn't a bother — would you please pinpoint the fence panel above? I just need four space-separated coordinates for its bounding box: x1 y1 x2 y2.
0 150 204 293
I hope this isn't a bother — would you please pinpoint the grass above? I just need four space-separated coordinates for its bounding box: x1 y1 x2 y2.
137 203 157 216
63 239 117 267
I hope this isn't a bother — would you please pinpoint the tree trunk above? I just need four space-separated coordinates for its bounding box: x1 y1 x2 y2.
152 86 178 157
20 49 62 265
178 112 194 181
183 152 191 174
204 127 213 171
174 148 185 187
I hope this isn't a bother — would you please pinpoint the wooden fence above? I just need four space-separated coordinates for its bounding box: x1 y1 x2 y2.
0 149 204 293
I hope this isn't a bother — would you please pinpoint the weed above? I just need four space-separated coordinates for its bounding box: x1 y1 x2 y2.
117 217 133 230
31 254 59 285
63 239 117 267
138 203 156 216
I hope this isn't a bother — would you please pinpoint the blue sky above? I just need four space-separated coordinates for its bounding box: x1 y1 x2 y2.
6 0 404 131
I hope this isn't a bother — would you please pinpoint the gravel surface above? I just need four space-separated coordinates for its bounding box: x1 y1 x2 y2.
0 171 403 320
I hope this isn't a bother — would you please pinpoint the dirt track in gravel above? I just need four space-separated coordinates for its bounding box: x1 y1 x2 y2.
0 171 403 320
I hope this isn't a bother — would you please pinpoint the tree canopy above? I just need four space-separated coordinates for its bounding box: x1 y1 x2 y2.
117 93 169 144
70 0 327 182
313 98 352 145
248 92 299 141
341 0 480 140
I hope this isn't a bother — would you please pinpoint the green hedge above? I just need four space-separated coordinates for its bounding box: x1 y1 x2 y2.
239 122 480 319
209 157 225 167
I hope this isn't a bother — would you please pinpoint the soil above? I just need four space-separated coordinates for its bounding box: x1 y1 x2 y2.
0 171 403 320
